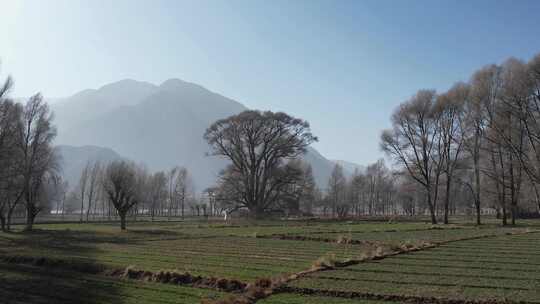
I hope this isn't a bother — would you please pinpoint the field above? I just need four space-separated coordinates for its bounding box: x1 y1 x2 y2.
287 231 540 303
1 218 539 303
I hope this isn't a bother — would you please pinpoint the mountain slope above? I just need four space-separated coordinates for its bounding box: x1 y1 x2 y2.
52 79 338 189
331 159 366 176
55 145 124 189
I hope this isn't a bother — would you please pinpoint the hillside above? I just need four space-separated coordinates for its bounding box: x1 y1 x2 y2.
55 145 124 189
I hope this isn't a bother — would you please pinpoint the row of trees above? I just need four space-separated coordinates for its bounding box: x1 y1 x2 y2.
202 53 540 225
0 73 59 231
322 159 478 220
1 71 200 231
201 110 476 221
5 52 540 227
62 161 197 224
381 53 540 225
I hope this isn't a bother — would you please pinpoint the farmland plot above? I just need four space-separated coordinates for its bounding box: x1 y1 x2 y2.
259 293 397 304
308 226 528 244
0 227 374 282
288 232 540 302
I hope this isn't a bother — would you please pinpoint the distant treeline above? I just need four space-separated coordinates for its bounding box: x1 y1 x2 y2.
2 51 540 229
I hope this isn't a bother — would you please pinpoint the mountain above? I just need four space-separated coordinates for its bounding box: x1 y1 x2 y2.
55 145 124 189
51 79 338 190
331 160 366 176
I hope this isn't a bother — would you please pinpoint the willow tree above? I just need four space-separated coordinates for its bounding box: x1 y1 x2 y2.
204 110 317 218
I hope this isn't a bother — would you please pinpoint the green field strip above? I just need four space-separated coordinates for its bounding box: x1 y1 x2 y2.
409 251 540 262
259 293 397 304
288 277 539 302
309 269 536 290
429 244 540 254
277 224 439 236
345 261 540 280
394 254 540 266
372 259 540 273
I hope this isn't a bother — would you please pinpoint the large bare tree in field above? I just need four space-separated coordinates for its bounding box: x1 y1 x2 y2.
381 90 441 224
485 59 529 225
460 65 500 225
434 83 467 224
525 54 540 212
16 94 59 231
103 160 139 230
204 110 317 219
0 74 21 231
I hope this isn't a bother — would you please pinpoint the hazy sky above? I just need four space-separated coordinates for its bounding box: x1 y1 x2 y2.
1 0 540 166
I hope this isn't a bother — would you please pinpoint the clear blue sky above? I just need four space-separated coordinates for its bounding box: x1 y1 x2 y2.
1 0 540 166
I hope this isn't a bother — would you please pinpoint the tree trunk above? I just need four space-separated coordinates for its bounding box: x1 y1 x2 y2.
511 203 517 226
474 159 481 225
471 128 482 225
0 213 6 232
181 195 185 220
426 189 437 224
120 212 127 230
6 208 14 231
502 203 507 226
250 206 266 220
536 191 540 215
25 205 36 231
444 175 451 224
80 197 84 223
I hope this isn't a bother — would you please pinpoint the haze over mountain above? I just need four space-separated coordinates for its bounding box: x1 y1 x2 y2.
55 145 124 189
331 160 366 176
52 79 342 190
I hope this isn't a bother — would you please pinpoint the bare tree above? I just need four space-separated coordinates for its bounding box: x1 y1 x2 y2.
297 163 317 215
204 110 317 218
328 164 346 218
0 75 22 231
381 90 441 224
78 162 90 223
103 160 139 230
174 167 192 219
13 94 58 230
85 161 101 221
434 83 467 224
483 59 528 225
148 171 167 221
458 66 500 225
